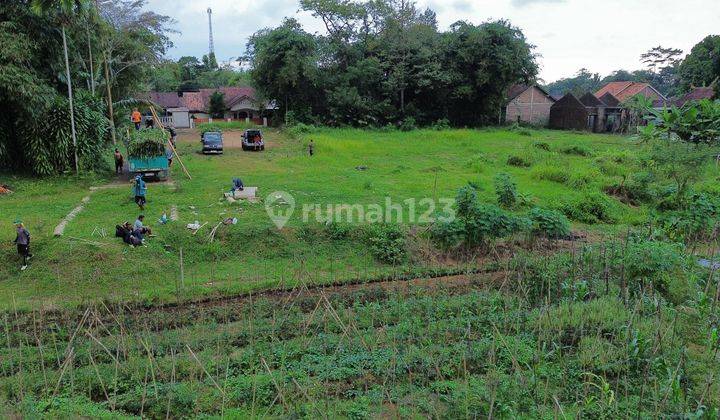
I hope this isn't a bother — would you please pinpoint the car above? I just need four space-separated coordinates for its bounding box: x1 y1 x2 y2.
201 131 223 154
242 129 265 151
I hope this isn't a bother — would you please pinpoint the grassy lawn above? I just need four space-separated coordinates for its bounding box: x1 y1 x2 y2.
0 127 676 310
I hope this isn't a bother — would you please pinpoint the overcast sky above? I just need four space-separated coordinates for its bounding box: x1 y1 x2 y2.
144 0 720 83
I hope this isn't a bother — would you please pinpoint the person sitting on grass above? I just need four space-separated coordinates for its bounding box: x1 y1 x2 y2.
116 221 142 247
13 220 33 271
133 215 152 240
132 175 147 211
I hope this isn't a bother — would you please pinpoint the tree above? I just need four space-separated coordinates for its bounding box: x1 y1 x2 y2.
443 20 538 125
545 68 601 98
678 35 720 93
640 46 683 96
31 0 92 174
209 91 226 118
246 18 318 122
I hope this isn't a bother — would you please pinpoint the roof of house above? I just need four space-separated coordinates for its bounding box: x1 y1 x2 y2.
551 92 587 109
675 87 715 106
579 92 605 107
139 87 258 112
595 81 665 102
506 84 554 102
598 92 621 107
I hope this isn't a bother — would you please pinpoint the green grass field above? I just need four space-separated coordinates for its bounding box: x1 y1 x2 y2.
2 127 720 417
0 127 651 311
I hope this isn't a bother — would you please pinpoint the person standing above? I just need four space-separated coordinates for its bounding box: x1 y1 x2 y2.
131 108 142 130
14 221 32 271
114 148 124 175
168 125 177 148
308 139 314 157
166 147 174 167
132 175 147 211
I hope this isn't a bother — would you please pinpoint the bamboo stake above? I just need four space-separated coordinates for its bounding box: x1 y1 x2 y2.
150 106 192 180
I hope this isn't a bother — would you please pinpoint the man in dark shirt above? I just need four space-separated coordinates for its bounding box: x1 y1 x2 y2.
14 221 32 271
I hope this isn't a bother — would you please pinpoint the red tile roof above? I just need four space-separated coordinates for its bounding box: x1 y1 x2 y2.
139 87 258 112
595 81 664 102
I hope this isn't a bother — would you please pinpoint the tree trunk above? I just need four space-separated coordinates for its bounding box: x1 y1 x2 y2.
63 26 80 174
87 25 95 95
104 51 117 145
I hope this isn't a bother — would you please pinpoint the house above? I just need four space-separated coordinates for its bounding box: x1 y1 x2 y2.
549 93 589 131
503 84 556 125
140 87 276 128
673 86 716 107
594 81 665 103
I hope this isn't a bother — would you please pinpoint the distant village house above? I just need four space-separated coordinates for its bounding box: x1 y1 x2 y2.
503 84 556 125
549 81 667 133
139 87 277 128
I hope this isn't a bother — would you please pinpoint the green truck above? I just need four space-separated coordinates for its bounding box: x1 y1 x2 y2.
127 129 170 180
128 155 169 180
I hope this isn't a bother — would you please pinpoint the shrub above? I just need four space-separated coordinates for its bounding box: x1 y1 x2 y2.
567 167 602 189
656 193 720 242
531 164 569 184
562 145 592 156
399 116 417 132
623 240 685 297
559 192 618 224
604 171 654 204
507 154 532 167
432 185 529 249
494 173 518 208
533 141 550 151
510 122 532 136
286 123 315 138
364 223 407 264
431 118 451 130
529 207 571 239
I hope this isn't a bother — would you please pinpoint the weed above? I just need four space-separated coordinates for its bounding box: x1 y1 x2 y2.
507 154 532 167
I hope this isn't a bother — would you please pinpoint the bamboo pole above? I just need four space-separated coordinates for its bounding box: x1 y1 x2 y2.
149 106 192 180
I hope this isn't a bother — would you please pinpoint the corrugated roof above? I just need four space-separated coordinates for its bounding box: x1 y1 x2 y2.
676 87 715 106
505 84 554 103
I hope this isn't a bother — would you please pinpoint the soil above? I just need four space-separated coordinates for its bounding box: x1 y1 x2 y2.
176 128 276 150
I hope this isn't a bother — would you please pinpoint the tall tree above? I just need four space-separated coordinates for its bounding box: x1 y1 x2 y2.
246 18 318 122
31 0 92 174
679 35 720 93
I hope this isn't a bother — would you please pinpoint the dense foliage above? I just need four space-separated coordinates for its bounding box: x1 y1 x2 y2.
0 1 172 175
126 128 166 158
245 0 538 127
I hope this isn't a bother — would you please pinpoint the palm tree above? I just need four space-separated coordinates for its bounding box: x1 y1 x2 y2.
31 0 91 174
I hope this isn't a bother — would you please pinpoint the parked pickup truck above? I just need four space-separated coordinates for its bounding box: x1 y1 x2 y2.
128 155 169 180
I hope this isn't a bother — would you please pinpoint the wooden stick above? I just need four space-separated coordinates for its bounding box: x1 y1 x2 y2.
192 222 208 235
150 106 192 180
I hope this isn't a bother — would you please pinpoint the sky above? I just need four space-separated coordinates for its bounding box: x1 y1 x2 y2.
144 0 720 83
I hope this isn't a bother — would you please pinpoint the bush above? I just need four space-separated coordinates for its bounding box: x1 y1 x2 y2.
507 155 532 167
604 171 654 204
432 185 529 249
510 122 532 136
559 192 618 224
623 240 685 297
399 116 417 132
431 118 451 130
529 208 570 239
531 164 569 184
533 141 550 151
656 193 720 242
562 145 592 156
364 223 407 264
286 123 315 138
494 173 518 208
567 167 602 189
